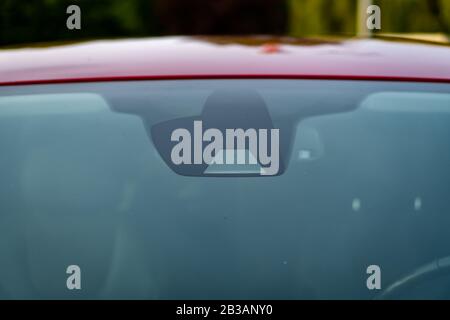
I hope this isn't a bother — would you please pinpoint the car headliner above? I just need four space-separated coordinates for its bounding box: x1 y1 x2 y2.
0 36 449 86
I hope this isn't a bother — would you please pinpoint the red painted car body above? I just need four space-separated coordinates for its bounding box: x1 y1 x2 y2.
0 36 449 86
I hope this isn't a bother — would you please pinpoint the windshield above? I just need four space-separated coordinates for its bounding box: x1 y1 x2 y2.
0 80 449 299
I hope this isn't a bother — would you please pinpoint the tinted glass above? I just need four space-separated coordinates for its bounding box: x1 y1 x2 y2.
0 80 449 299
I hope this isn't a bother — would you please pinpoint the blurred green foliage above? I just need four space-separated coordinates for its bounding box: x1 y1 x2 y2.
0 0 449 46
0 0 157 45
375 0 450 34
289 0 450 36
289 0 357 36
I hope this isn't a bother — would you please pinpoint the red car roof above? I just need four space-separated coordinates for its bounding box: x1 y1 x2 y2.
1 36 449 86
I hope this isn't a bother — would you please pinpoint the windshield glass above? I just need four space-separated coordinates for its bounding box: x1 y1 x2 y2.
0 80 449 299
